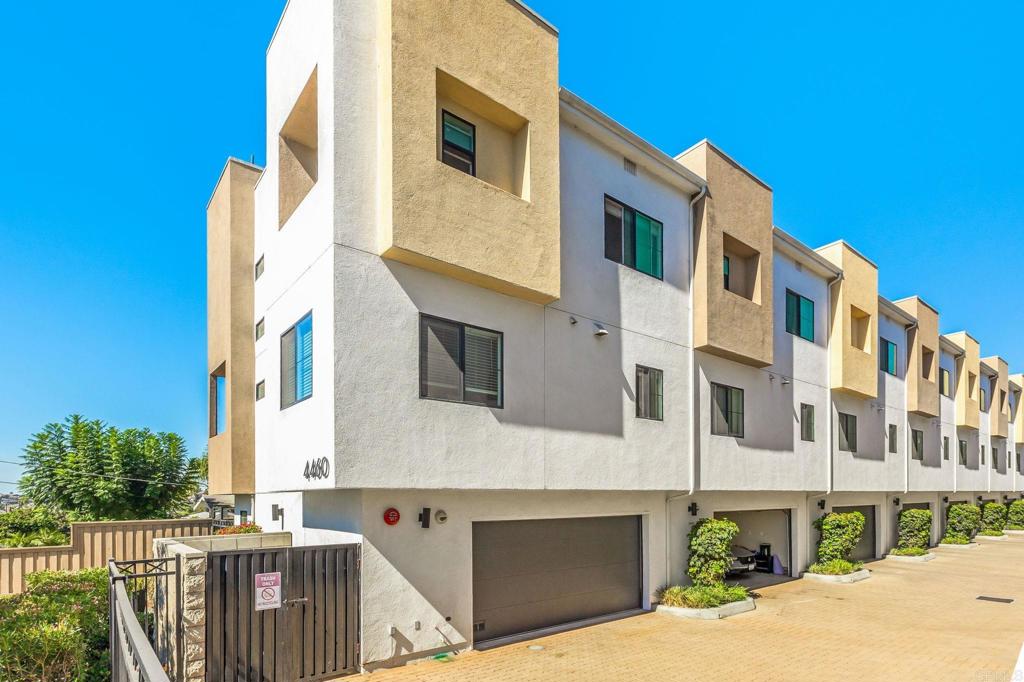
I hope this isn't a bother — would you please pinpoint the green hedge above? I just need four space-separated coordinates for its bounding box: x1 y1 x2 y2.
0 569 109 682
981 502 1007 534
814 511 865 563
942 503 981 544
895 508 931 552
687 517 739 587
1008 500 1024 530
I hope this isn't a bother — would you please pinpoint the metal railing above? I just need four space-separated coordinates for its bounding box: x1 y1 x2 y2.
108 557 182 682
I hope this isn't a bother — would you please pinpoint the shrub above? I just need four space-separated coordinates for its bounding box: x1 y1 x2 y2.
0 529 69 548
658 583 748 609
1008 500 1024 530
978 529 1005 536
0 507 67 536
807 559 863 575
895 508 931 552
215 522 263 536
981 502 1007 535
686 517 739 587
942 503 981 544
0 568 109 682
889 546 928 556
814 511 865 563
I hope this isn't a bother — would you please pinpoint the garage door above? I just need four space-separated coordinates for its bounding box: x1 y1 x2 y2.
472 515 642 643
833 505 876 561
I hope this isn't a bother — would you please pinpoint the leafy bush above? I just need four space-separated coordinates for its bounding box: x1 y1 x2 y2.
0 507 67 537
1007 500 1024 530
889 546 928 556
686 517 739 587
942 503 981 544
0 568 109 682
814 511 865 563
981 502 1007 535
658 583 748 609
0 529 69 548
807 559 863 575
978 529 1005 536
895 508 931 552
215 522 263 535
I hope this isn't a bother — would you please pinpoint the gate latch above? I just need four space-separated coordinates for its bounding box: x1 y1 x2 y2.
283 597 309 607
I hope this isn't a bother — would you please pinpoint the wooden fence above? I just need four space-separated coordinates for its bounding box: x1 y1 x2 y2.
0 518 213 595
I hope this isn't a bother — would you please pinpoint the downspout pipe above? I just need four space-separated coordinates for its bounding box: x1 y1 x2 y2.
952 349 965 494
825 271 844 495
666 183 708 585
903 320 918 495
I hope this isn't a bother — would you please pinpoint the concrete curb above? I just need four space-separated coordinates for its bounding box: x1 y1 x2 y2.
935 542 979 550
1004 530 1024 536
656 597 756 620
885 552 936 562
975 534 1009 541
802 568 871 584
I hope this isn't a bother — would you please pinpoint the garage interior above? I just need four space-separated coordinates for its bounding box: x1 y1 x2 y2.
714 509 794 588
471 515 644 647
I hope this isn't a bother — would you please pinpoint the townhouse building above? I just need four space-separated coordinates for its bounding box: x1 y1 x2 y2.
204 0 1024 670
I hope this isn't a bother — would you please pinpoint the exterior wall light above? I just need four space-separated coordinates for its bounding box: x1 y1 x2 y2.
593 323 608 337
893 497 901 506
817 499 826 510
687 502 699 517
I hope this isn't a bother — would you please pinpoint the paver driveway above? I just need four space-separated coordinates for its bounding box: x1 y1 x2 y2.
361 537 1024 682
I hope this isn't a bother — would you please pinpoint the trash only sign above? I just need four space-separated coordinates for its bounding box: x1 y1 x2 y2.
254 572 282 611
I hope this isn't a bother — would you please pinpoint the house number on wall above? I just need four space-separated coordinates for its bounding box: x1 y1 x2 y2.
303 456 330 480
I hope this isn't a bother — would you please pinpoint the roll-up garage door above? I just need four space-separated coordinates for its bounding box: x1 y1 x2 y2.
833 505 876 561
472 515 642 644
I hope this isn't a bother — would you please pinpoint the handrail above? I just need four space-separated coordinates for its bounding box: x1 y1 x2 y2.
109 560 173 682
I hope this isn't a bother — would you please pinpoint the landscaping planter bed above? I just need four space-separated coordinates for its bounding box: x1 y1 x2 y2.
656 597 755 620
936 542 979 550
802 568 871 584
1004 530 1024 536
975 534 1008 541
885 552 936 562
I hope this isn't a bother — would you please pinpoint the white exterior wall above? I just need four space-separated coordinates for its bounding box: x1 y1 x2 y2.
957 426 986 492
696 251 829 491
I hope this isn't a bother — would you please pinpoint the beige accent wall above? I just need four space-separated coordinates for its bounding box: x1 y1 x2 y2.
379 0 561 304
816 242 878 399
207 159 261 495
678 141 773 367
895 296 939 416
948 331 980 430
1012 375 1024 444
983 355 1009 438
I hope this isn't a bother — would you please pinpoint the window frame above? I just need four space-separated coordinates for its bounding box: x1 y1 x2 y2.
419 314 504 409
785 290 815 342
958 439 968 466
280 311 313 410
603 195 664 280
255 380 265 401
939 367 951 397
723 255 731 290
888 423 898 454
440 110 476 176
800 403 815 442
838 412 857 453
943 436 950 461
879 337 898 375
255 255 265 281
710 382 744 438
635 365 664 421
981 444 986 466
911 429 924 461
255 317 265 341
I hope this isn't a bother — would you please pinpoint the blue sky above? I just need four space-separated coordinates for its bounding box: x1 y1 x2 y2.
2 2 1022 492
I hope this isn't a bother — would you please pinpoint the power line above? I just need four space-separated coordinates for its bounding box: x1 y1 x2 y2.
0 459 197 488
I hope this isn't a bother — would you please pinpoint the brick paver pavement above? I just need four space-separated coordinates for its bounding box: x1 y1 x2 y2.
360 538 1024 682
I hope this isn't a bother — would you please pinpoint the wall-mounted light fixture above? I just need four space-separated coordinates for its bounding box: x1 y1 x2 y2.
272 504 283 522
569 316 578 325
817 499 826 510
893 497 901 507
977 496 984 503
942 496 949 503
593 323 608 337
687 502 699 517
781 377 791 386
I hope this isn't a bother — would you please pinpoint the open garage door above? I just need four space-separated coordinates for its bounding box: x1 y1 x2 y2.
714 509 793 587
472 515 642 645
834 505 876 561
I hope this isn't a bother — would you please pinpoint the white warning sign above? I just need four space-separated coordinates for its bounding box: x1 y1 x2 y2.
254 572 282 611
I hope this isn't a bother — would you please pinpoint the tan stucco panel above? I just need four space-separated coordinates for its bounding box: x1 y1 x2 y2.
983 355 1009 438
678 141 773 367
816 242 878 399
948 331 980 430
1011 374 1024 445
382 0 560 303
895 297 939 417
207 159 261 495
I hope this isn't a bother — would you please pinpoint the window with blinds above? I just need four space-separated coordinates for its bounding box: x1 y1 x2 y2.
711 382 744 437
420 315 503 408
635 366 664 421
281 313 313 409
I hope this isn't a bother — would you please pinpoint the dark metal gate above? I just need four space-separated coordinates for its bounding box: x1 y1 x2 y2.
206 544 360 682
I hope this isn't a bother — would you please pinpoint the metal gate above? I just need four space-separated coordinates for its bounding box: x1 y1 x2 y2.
206 544 360 682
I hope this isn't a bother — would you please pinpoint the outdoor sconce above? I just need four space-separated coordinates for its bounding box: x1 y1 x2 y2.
893 498 901 507
569 316 577 325
593 323 608 337
977 496 984 502
418 507 432 529
942 496 949 503
781 376 791 386
687 502 699 517
271 504 283 521
817 499 826 510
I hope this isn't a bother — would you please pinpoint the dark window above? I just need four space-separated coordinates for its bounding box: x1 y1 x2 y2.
255 318 265 341
880 338 897 375
711 383 744 437
838 412 857 453
800 403 814 442
980 387 989 412
888 424 898 454
1017 451 1022 473
209 363 226 437
281 313 313 409
440 111 475 175
785 290 815 342
255 255 265 280
981 445 986 466
939 367 951 397
635 366 664 421
723 256 730 290
255 380 265 401
911 429 924 461
604 196 663 279
943 436 950 461
958 439 967 466
992 448 998 470
420 315 502 408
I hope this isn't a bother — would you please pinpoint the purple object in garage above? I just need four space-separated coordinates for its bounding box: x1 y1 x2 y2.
772 555 784 575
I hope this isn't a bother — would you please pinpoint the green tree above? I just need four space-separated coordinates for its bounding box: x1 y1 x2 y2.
19 415 201 520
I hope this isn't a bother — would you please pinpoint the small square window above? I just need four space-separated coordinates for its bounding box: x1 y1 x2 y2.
256 318 265 341
880 338 897 375
635 366 664 421
255 255 265 280
800 403 814 442
888 424 898 454
256 380 265 401
441 111 475 176
604 196 663 279
785 290 815 342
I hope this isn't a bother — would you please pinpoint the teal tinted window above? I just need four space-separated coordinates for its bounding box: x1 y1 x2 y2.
785 290 814 342
442 112 474 151
281 313 313 409
880 338 897 375
603 196 663 280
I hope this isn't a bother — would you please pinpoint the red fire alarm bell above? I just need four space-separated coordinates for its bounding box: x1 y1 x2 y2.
383 507 400 526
